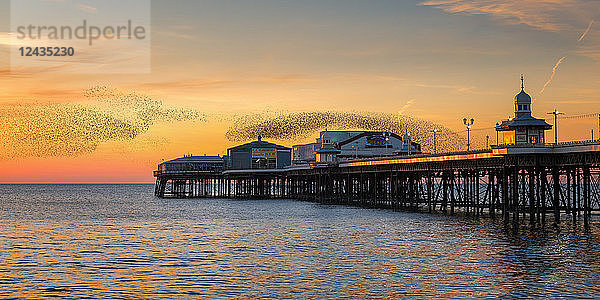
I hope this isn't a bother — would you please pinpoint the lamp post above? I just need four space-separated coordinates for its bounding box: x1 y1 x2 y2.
431 129 440 154
384 132 391 156
547 110 564 144
495 123 500 145
463 118 474 151
486 135 489 149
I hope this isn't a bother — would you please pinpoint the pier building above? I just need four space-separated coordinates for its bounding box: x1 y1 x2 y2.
496 76 552 145
226 136 291 170
155 155 224 175
292 130 421 163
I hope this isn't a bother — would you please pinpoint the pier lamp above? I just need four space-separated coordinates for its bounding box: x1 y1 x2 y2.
495 123 500 146
431 129 440 154
463 118 474 151
547 110 564 144
384 132 391 156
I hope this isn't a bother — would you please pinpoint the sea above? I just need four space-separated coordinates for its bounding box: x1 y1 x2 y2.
0 184 599 299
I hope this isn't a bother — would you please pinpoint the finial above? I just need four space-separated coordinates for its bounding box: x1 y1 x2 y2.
521 74 524 90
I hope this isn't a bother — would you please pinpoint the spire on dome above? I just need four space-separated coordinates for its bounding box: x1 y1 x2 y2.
521 74 524 90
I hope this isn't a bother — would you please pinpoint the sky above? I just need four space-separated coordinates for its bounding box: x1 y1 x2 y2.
0 0 599 183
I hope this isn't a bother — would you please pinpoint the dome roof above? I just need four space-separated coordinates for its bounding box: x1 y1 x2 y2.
515 75 532 104
514 89 531 104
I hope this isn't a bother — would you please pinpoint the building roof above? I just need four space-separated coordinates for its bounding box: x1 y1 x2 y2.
315 143 341 154
514 89 532 104
161 155 224 164
496 116 552 131
228 139 291 152
337 131 405 147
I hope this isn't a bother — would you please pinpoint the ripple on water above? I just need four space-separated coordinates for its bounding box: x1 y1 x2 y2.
0 184 599 298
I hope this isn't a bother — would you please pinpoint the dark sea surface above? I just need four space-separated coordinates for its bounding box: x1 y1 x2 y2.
0 184 599 299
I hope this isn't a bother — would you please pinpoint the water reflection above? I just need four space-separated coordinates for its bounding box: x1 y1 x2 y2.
0 184 598 298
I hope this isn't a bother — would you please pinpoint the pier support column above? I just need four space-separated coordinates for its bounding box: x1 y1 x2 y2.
552 168 561 225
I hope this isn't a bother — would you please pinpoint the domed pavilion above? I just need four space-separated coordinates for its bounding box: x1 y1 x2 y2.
495 75 552 145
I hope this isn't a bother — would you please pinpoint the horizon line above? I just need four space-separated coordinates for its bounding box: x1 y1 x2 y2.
0 182 155 185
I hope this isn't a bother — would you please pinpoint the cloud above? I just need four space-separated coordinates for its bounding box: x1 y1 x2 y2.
135 74 312 91
0 65 72 78
414 82 476 93
576 46 600 62
75 3 98 13
420 0 589 32
0 32 27 47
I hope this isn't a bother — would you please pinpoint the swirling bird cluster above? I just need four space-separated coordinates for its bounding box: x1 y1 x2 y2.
226 111 466 153
0 86 203 159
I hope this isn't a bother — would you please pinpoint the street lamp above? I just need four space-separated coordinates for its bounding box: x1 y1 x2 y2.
463 118 474 151
352 142 359 159
431 129 440 154
495 122 500 146
384 132 391 156
547 110 564 144
486 135 490 149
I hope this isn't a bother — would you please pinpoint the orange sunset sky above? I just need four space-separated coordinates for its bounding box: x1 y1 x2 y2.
1 0 600 183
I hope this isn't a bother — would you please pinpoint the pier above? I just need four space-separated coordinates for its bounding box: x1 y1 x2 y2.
154 79 600 226
154 141 600 226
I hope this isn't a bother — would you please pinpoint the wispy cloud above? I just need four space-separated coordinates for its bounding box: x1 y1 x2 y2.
75 3 97 13
578 20 594 41
135 74 311 91
420 0 587 32
414 82 476 93
538 56 566 98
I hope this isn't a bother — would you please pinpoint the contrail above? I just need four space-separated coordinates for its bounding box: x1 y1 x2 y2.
398 99 415 115
538 56 566 97
533 21 591 101
578 20 594 42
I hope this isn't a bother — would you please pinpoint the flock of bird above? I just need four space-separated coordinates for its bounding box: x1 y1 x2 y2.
0 86 203 159
226 111 466 153
0 85 480 159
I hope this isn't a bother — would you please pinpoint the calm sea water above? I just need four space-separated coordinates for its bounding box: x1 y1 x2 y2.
0 184 599 298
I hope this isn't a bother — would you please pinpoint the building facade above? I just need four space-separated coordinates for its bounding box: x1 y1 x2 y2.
292 130 421 163
156 155 224 175
227 136 292 169
292 143 319 164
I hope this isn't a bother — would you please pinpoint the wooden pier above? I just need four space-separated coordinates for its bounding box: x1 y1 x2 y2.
154 141 600 226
